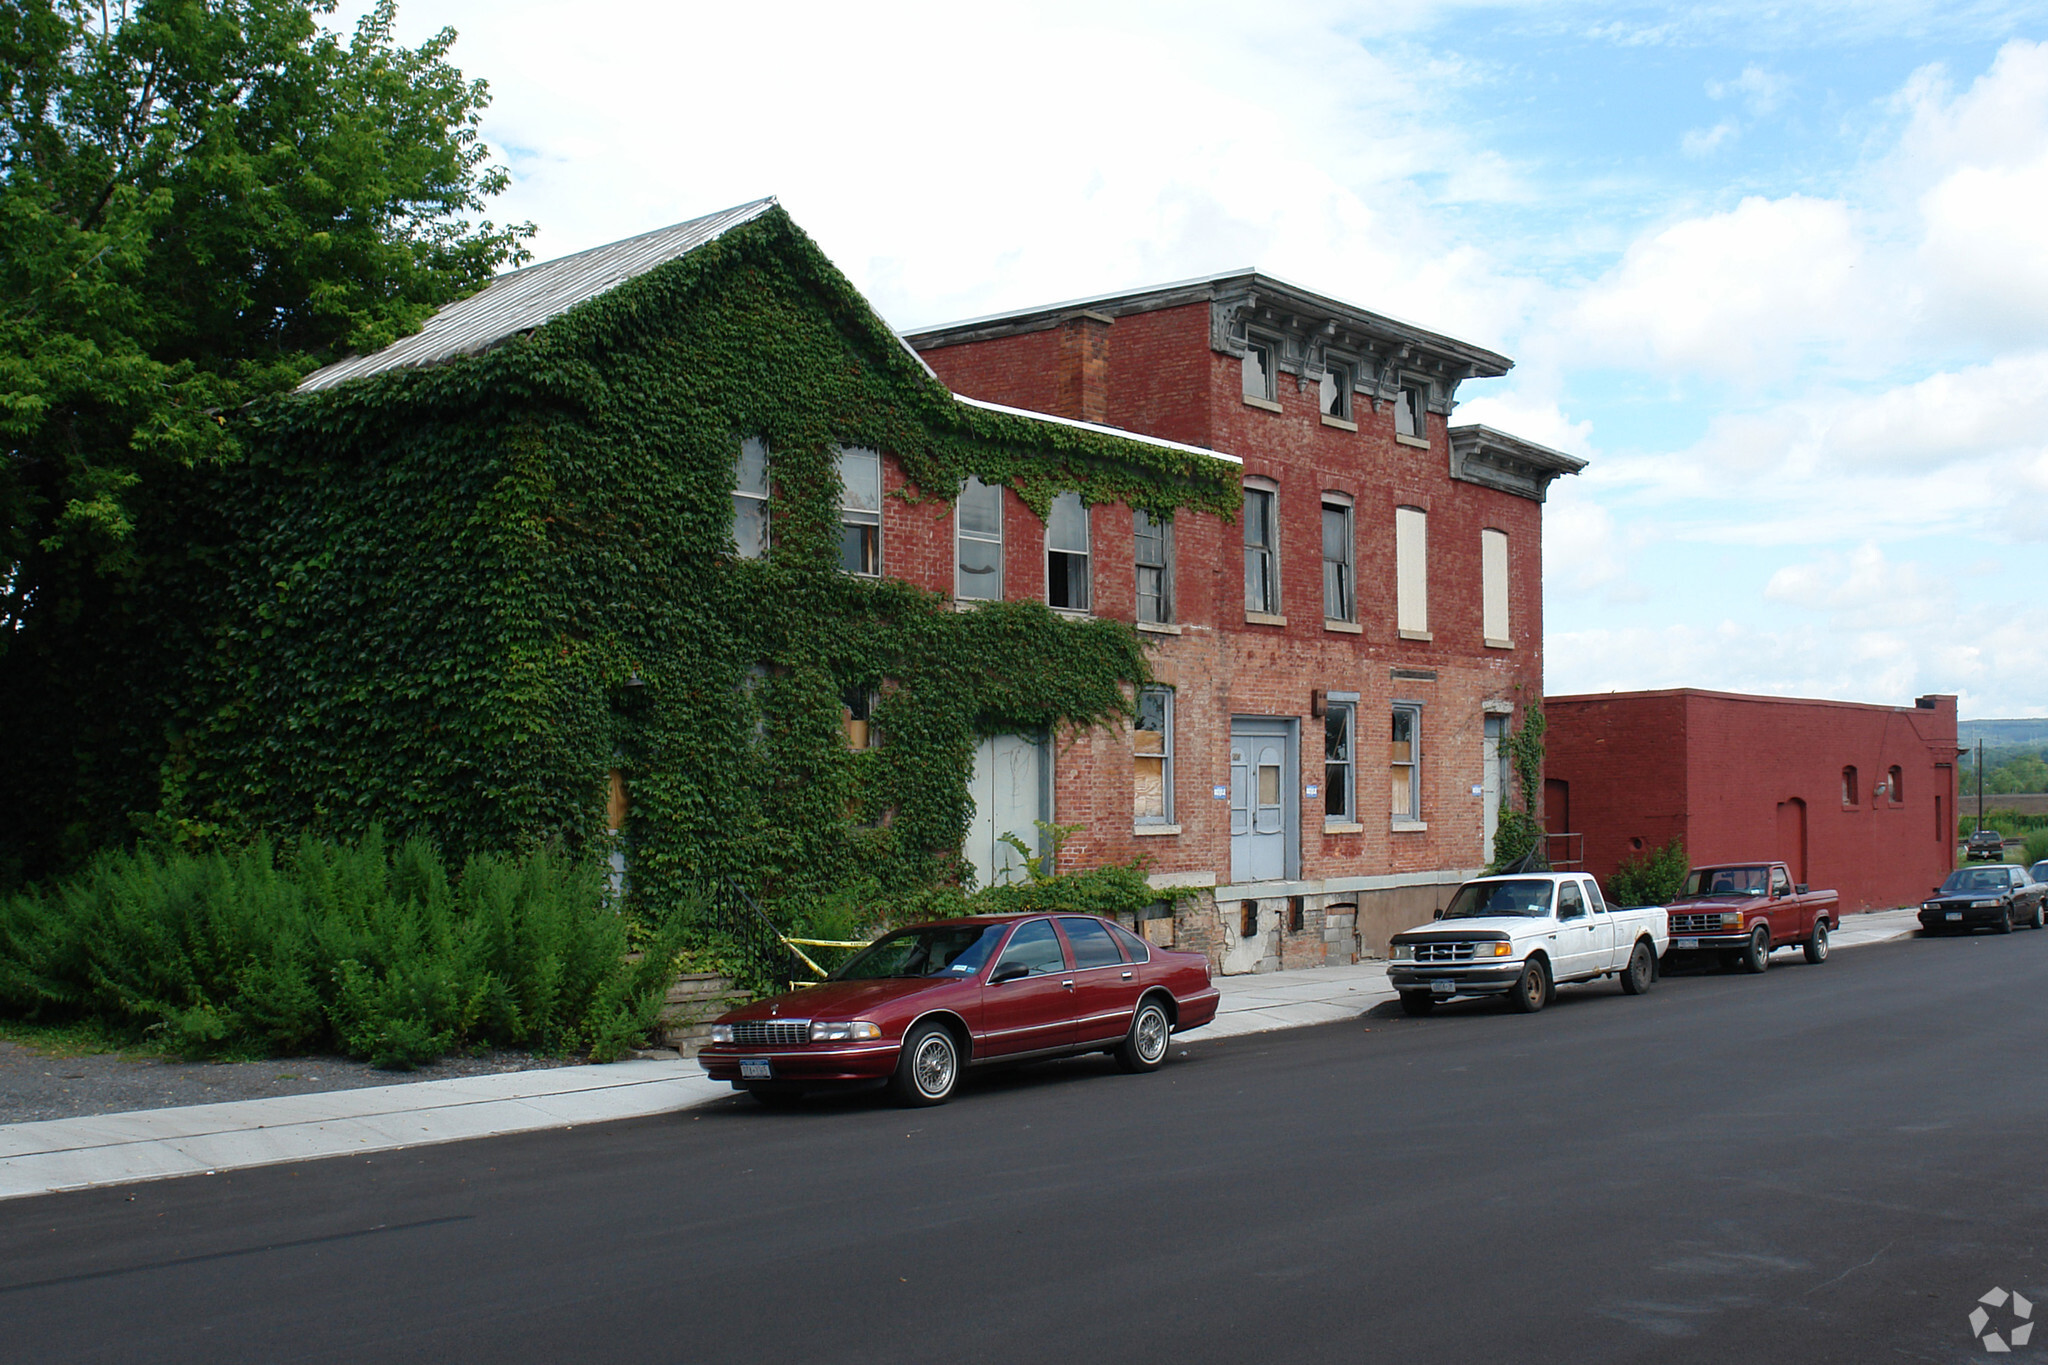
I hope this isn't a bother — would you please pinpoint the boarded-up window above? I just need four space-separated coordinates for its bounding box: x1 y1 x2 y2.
1134 688 1173 825
1396 507 1428 634
1390 705 1421 821
1482 528 1509 645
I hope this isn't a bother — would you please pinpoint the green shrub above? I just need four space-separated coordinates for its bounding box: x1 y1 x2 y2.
1608 838 1690 907
0 831 677 1068
2024 829 2048 865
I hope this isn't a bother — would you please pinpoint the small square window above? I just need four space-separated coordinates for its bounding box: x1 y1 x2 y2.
1243 336 1278 403
1320 361 1353 420
1396 384 1427 439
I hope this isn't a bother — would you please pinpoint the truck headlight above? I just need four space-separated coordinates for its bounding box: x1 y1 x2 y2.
1481 942 1513 957
1719 912 1743 929
1391 944 1415 961
710 1024 733 1044
809 1020 882 1042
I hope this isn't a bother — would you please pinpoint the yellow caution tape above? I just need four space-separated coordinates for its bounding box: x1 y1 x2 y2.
784 938 873 949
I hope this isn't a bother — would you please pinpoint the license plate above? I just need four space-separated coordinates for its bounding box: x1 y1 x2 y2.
1429 979 1455 995
1674 937 1699 949
739 1060 773 1079
1946 912 1962 922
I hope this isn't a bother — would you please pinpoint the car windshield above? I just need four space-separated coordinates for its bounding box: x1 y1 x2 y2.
1441 879 1555 919
831 924 1006 980
2031 862 2048 883
1683 866 1768 898
1940 868 2012 894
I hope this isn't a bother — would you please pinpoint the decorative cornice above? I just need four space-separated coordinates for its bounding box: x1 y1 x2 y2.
1447 424 1588 503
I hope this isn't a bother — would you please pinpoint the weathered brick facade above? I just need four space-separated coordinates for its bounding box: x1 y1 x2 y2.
1544 689 1960 914
892 274 1585 970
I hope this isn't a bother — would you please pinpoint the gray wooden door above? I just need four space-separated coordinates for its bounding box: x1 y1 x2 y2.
967 732 1048 889
1230 718 1293 883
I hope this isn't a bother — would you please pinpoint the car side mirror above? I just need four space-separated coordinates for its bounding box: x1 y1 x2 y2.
1432 909 1444 921
990 963 1030 985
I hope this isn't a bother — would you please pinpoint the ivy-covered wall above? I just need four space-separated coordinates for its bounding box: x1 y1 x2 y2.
145 208 1238 924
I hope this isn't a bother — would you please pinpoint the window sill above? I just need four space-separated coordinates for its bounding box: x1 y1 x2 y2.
1244 611 1289 627
1323 821 1365 834
1242 395 1283 413
1320 414 1358 432
1392 820 1428 833
1136 620 1183 635
1133 824 1182 837
1397 629 1433 642
1324 619 1362 634
1395 433 1430 449
952 598 995 612
1050 608 1093 621
1484 637 1514 650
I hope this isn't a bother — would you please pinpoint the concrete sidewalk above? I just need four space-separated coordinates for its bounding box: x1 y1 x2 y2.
0 907 1924 1201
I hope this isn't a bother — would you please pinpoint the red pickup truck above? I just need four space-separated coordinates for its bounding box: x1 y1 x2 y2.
1660 862 1840 972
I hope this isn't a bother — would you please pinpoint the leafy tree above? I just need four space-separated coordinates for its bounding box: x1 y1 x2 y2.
0 0 529 603
0 0 529 882
1607 837 1688 907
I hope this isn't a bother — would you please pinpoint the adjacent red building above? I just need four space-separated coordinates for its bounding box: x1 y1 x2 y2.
1543 689 1960 914
903 272 1585 967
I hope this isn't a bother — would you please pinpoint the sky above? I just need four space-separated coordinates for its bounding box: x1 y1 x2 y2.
341 0 2048 718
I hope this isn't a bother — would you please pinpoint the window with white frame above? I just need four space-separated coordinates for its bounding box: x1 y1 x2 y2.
1244 485 1278 615
956 476 1002 600
1395 506 1428 635
1320 359 1354 420
1134 509 1172 624
1046 491 1090 611
1243 335 1278 403
1324 700 1355 823
1134 687 1173 825
1481 528 1509 645
1396 383 1427 439
836 446 882 575
1322 497 1354 622
733 437 769 558
1390 704 1422 823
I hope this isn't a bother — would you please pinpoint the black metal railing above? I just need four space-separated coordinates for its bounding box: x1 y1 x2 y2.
704 878 803 995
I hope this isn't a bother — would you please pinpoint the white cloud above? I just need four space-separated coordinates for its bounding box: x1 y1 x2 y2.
1682 123 1739 157
1707 64 1792 115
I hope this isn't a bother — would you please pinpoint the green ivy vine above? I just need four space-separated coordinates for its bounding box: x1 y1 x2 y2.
124 205 1239 931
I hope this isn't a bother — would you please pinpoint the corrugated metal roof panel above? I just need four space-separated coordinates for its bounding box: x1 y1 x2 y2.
297 198 778 393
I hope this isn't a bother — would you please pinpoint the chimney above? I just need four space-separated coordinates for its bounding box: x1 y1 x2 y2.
1055 310 1114 424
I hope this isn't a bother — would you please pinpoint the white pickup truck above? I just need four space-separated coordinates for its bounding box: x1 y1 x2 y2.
1387 872 1669 1016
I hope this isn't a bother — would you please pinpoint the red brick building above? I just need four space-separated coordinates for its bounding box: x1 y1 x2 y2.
899 273 1585 967
1543 689 1960 914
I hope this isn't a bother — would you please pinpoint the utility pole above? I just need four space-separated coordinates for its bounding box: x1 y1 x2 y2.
1977 738 1985 831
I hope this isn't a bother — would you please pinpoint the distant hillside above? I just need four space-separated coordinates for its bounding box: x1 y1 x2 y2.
1960 718 2048 747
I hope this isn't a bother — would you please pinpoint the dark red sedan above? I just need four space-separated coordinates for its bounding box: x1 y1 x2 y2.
699 913 1219 1106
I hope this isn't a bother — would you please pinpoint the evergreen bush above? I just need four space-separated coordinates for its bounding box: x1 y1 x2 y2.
1607 838 1690 907
0 831 675 1068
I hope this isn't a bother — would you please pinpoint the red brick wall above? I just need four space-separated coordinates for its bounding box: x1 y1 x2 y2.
1547 689 1959 913
903 299 1552 913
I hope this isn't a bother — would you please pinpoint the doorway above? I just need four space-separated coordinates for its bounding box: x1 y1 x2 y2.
1776 796 1808 885
1230 717 1297 884
966 731 1048 889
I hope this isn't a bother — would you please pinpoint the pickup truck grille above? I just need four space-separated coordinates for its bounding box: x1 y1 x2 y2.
1413 942 1477 963
1669 913 1730 934
729 1021 809 1046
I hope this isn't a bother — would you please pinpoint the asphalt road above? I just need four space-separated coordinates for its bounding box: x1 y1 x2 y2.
5 930 2047 1364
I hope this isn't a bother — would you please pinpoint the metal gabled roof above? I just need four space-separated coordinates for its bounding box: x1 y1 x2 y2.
297 198 779 393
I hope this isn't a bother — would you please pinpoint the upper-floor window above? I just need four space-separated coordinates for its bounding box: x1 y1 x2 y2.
1134 686 1173 826
1396 383 1427 440
1320 360 1354 420
1888 766 1904 803
1243 335 1278 403
1134 509 1172 624
842 686 878 749
837 446 882 575
1395 506 1428 636
733 437 769 558
1244 485 1279 615
1324 700 1355 823
1322 497 1354 623
957 476 1002 601
1047 491 1090 611
1482 528 1510 645
1842 765 1859 806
